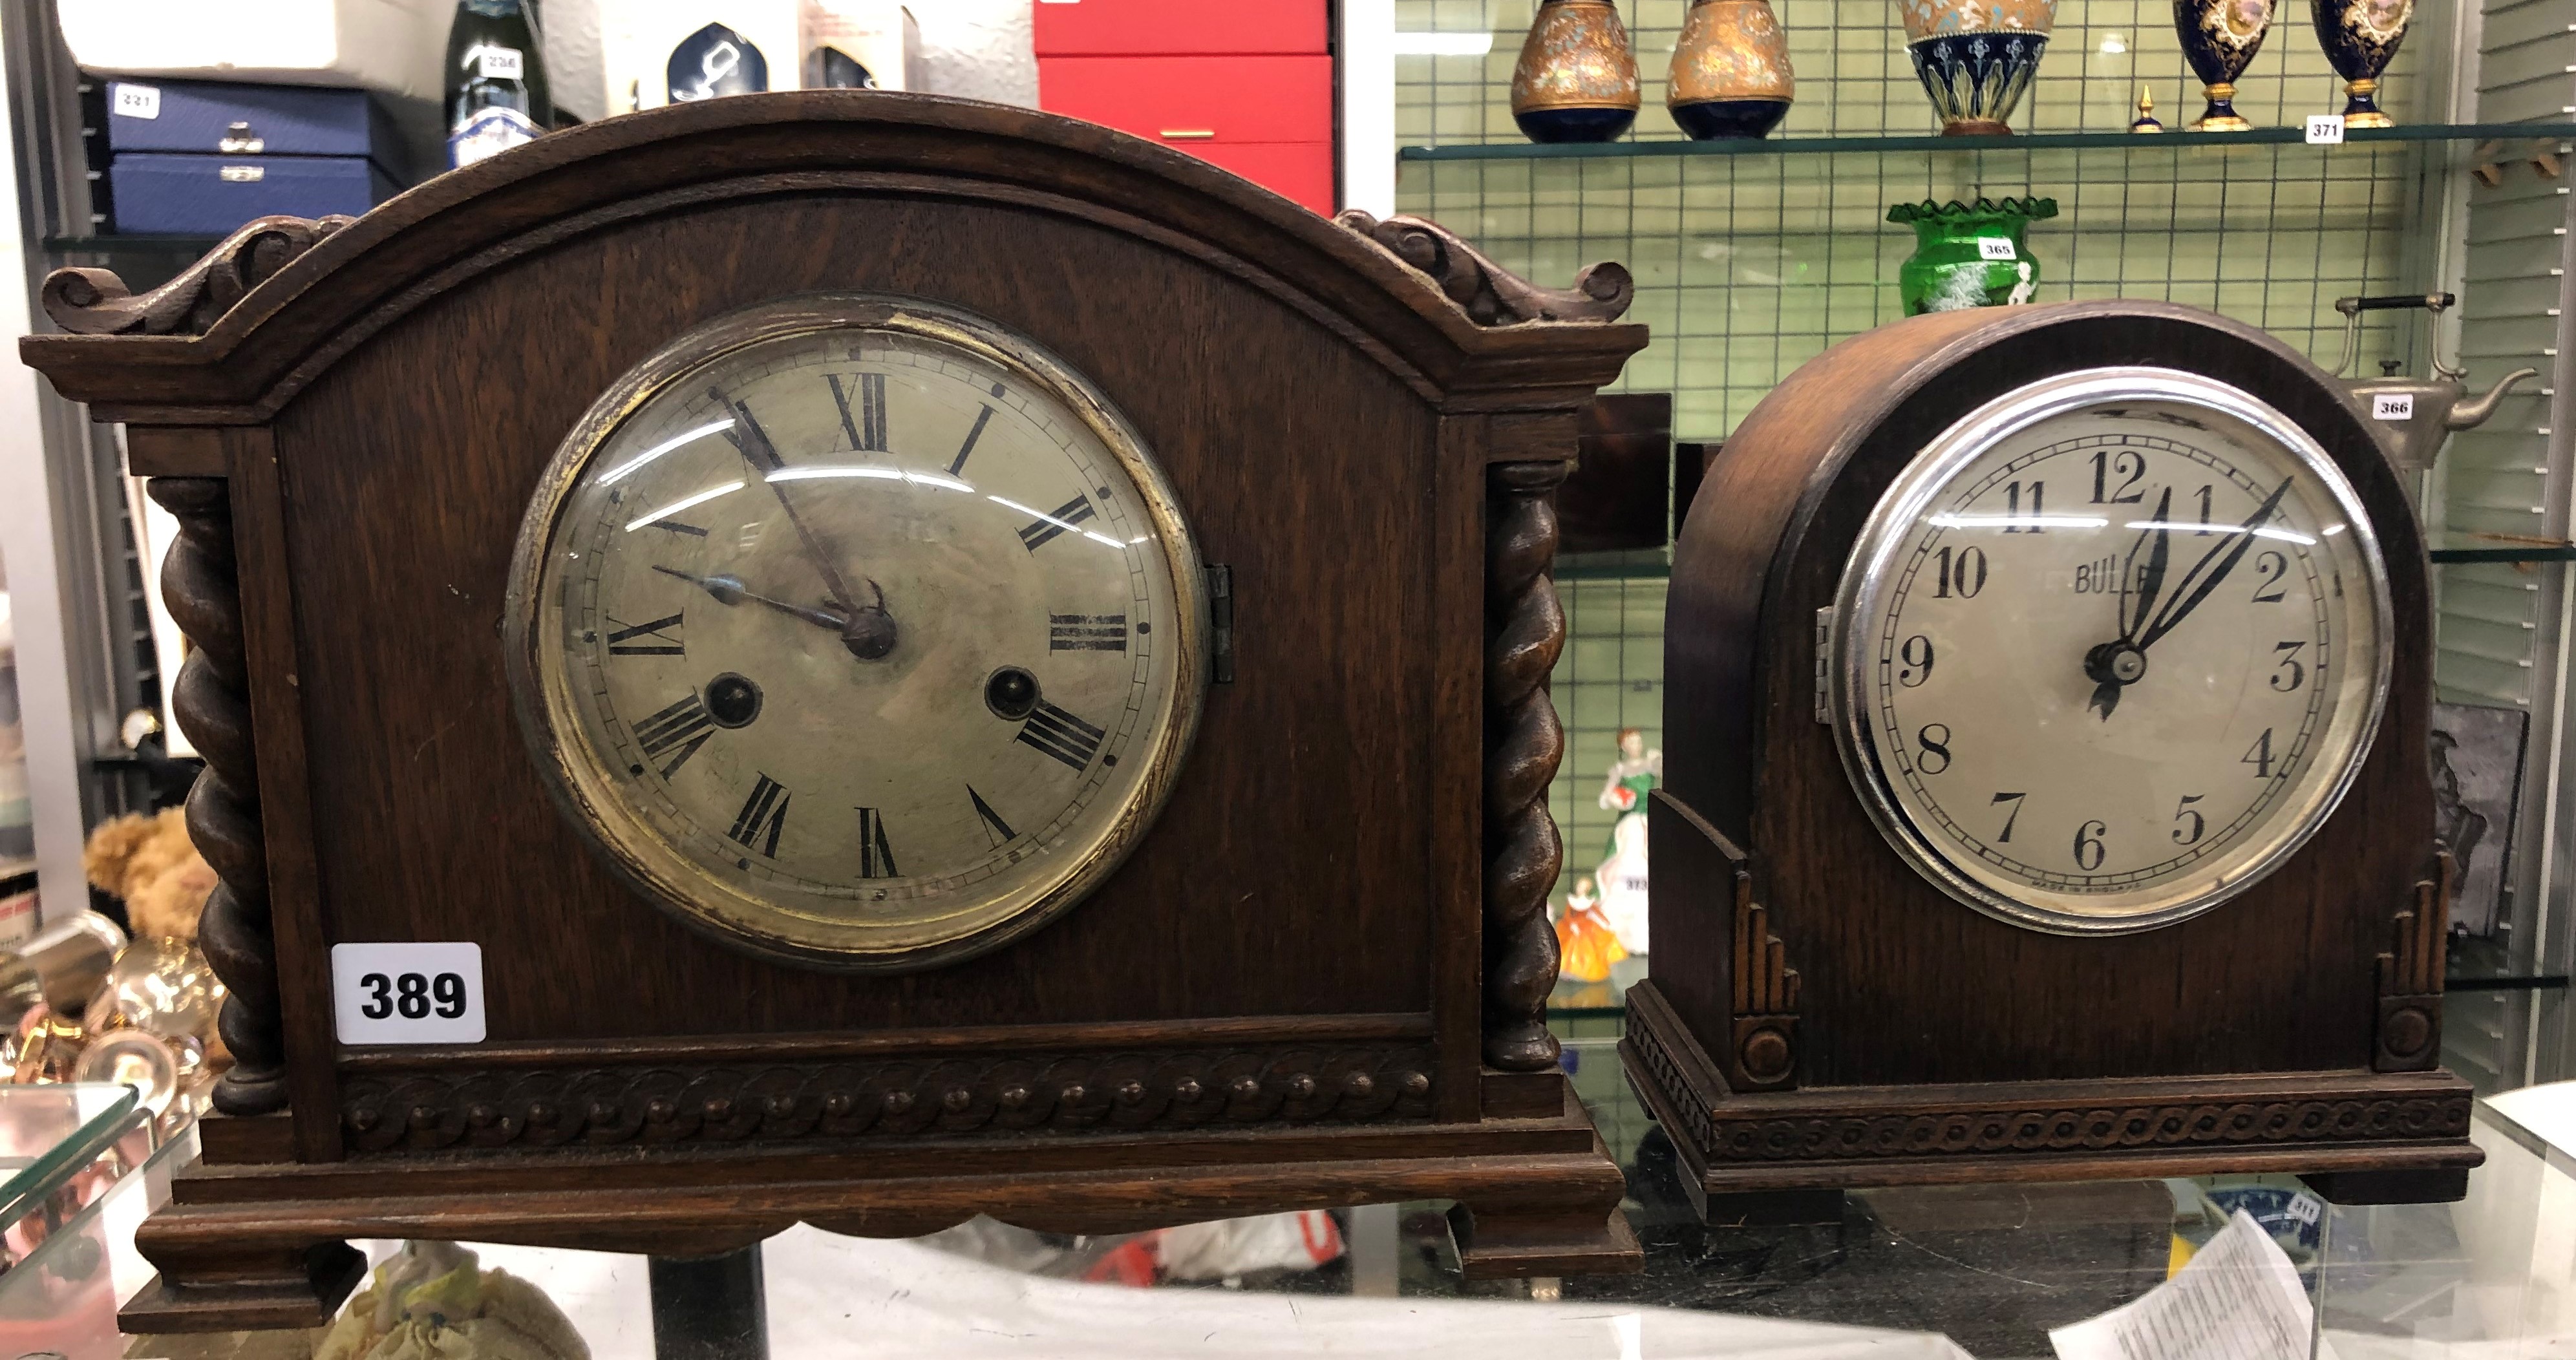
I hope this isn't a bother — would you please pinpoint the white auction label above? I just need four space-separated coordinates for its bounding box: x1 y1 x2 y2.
332 942 487 1044
2373 392 2415 421
2305 114 2346 144
1977 237 2017 260
111 83 160 120
477 45 526 80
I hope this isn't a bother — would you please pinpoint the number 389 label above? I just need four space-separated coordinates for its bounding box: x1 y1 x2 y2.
332 942 486 1044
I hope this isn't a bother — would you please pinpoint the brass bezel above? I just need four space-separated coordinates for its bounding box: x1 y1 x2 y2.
502 293 1210 973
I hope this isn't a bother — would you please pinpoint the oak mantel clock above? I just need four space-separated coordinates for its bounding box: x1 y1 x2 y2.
21 92 1649 1330
1628 300 2481 1212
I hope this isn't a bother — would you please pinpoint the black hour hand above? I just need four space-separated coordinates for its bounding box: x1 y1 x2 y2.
2120 486 2173 642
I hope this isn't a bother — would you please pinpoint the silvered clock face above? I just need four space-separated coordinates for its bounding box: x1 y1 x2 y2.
1831 368 2392 933
508 296 1206 970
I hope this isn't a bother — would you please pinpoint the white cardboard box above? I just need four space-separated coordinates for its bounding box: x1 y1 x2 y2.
58 0 447 103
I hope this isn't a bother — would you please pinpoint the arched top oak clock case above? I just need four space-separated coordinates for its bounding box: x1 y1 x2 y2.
21 92 1649 1330
1626 300 2481 1214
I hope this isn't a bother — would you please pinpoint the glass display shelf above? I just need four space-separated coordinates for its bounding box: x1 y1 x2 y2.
1555 537 2576 580
2449 975 2573 992
2428 542 2576 565
1402 122 2576 161
0 1089 196 1360
1555 548 1671 582
0 1087 134 1214
39 235 223 257
112 1044 2576 1360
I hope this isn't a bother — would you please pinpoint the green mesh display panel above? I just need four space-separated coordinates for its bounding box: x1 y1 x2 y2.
1389 0 2478 937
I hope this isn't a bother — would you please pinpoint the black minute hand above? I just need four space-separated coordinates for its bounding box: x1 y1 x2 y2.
711 390 900 662
652 565 848 632
2134 476 2294 653
714 391 865 617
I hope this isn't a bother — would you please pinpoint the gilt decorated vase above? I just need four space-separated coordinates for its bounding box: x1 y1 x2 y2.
2175 0 2273 131
1897 0 2054 136
1668 0 1794 140
1511 0 1641 143
2312 0 2411 127
1888 197 2058 315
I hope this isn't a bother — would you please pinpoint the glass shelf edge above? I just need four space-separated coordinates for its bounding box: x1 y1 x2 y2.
42 233 224 255
2429 547 2576 564
1401 122 2576 162
1549 972 2564 1025
1553 548 2562 577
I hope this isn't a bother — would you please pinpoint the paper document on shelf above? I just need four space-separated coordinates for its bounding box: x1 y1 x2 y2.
2050 1210 2315 1360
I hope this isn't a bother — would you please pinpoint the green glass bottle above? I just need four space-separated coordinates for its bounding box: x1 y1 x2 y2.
446 0 553 169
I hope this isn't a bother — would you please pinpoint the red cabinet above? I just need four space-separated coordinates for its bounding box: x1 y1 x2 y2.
1034 2 1335 215
1034 0 1327 56
1183 143 1334 216
1039 56 1332 145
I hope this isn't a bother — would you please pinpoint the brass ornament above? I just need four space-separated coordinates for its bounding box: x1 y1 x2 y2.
1509 0 1641 144
1667 0 1795 140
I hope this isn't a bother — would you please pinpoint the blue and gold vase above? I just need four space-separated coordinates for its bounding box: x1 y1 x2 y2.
1888 197 2057 315
1511 0 1641 143
1668 0 1794 140
1897 0 2054 136
2312 0 2411 127
2175 0 2272 131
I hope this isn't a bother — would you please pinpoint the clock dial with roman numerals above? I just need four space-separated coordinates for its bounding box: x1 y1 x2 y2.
1828 368 2392 935
508 297 1208 970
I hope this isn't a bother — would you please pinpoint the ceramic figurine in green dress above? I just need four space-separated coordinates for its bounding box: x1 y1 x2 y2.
1595 727 1662 854
1593 728 1660 956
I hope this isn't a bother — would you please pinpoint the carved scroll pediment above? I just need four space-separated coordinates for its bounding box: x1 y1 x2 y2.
42 213 355 337
1337 209 1633 326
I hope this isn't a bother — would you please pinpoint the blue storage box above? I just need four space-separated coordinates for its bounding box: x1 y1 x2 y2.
107 153 398 235
102 78 407 176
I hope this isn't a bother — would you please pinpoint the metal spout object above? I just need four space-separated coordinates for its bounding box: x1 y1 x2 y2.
2445 367 2537 430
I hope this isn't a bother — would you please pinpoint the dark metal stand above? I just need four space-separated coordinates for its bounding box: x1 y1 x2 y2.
648 1246 768 1360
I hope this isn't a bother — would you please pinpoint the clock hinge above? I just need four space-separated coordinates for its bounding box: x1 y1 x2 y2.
1813 607 1833 725
1206 564 1235 685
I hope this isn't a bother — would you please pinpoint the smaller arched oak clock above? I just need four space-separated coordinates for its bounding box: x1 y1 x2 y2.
1628 299 2480 1214
506 295 1208 970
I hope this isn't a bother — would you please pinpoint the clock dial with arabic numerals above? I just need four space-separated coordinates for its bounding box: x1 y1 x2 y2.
509 297 1207 970
1830 368 2392 934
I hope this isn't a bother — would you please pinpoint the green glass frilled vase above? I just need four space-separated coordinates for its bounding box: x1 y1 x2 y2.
1887 197 2058 315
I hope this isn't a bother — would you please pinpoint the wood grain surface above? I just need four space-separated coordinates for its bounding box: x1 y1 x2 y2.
273 189 1449 1037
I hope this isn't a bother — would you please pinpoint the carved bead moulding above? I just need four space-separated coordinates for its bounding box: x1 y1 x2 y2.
342 1045 1439 1153
1624 1012 2471 1167
1699 1096 2473 1164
